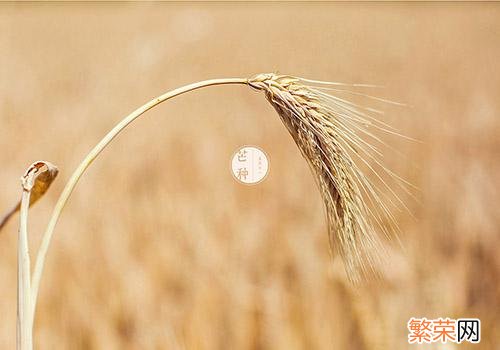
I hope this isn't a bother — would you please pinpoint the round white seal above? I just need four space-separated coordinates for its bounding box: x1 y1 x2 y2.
231 146 269 185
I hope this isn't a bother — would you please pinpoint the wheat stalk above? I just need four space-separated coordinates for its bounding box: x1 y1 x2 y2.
5 74 403 349
16 162 58 350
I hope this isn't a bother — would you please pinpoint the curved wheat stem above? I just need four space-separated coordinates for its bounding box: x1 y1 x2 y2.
29 78 248 325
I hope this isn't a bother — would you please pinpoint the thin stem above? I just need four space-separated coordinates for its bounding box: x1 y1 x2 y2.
29 77 248 327
18 188 33 350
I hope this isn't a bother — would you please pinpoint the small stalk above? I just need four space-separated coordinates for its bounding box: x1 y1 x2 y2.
18 176 34 350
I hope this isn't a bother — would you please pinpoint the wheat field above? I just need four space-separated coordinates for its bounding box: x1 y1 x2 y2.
0 3 499 349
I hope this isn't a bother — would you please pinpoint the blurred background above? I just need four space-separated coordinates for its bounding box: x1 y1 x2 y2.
0 2 498 349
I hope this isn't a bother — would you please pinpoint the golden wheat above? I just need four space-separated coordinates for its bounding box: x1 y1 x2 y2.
7 74 404 349
248 73 401 282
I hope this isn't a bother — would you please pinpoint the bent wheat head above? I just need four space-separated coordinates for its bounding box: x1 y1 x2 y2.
249 73 400 282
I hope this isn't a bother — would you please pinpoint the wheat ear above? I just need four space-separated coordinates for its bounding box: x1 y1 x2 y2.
249 73 401 282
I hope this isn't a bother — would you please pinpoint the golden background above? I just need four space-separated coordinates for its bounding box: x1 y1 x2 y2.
0 2 498 349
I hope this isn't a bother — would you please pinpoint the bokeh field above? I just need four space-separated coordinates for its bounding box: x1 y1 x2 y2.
0 3 498 349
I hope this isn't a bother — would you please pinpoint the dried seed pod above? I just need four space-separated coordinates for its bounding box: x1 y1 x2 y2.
21 161 59 203
0 161 58 232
